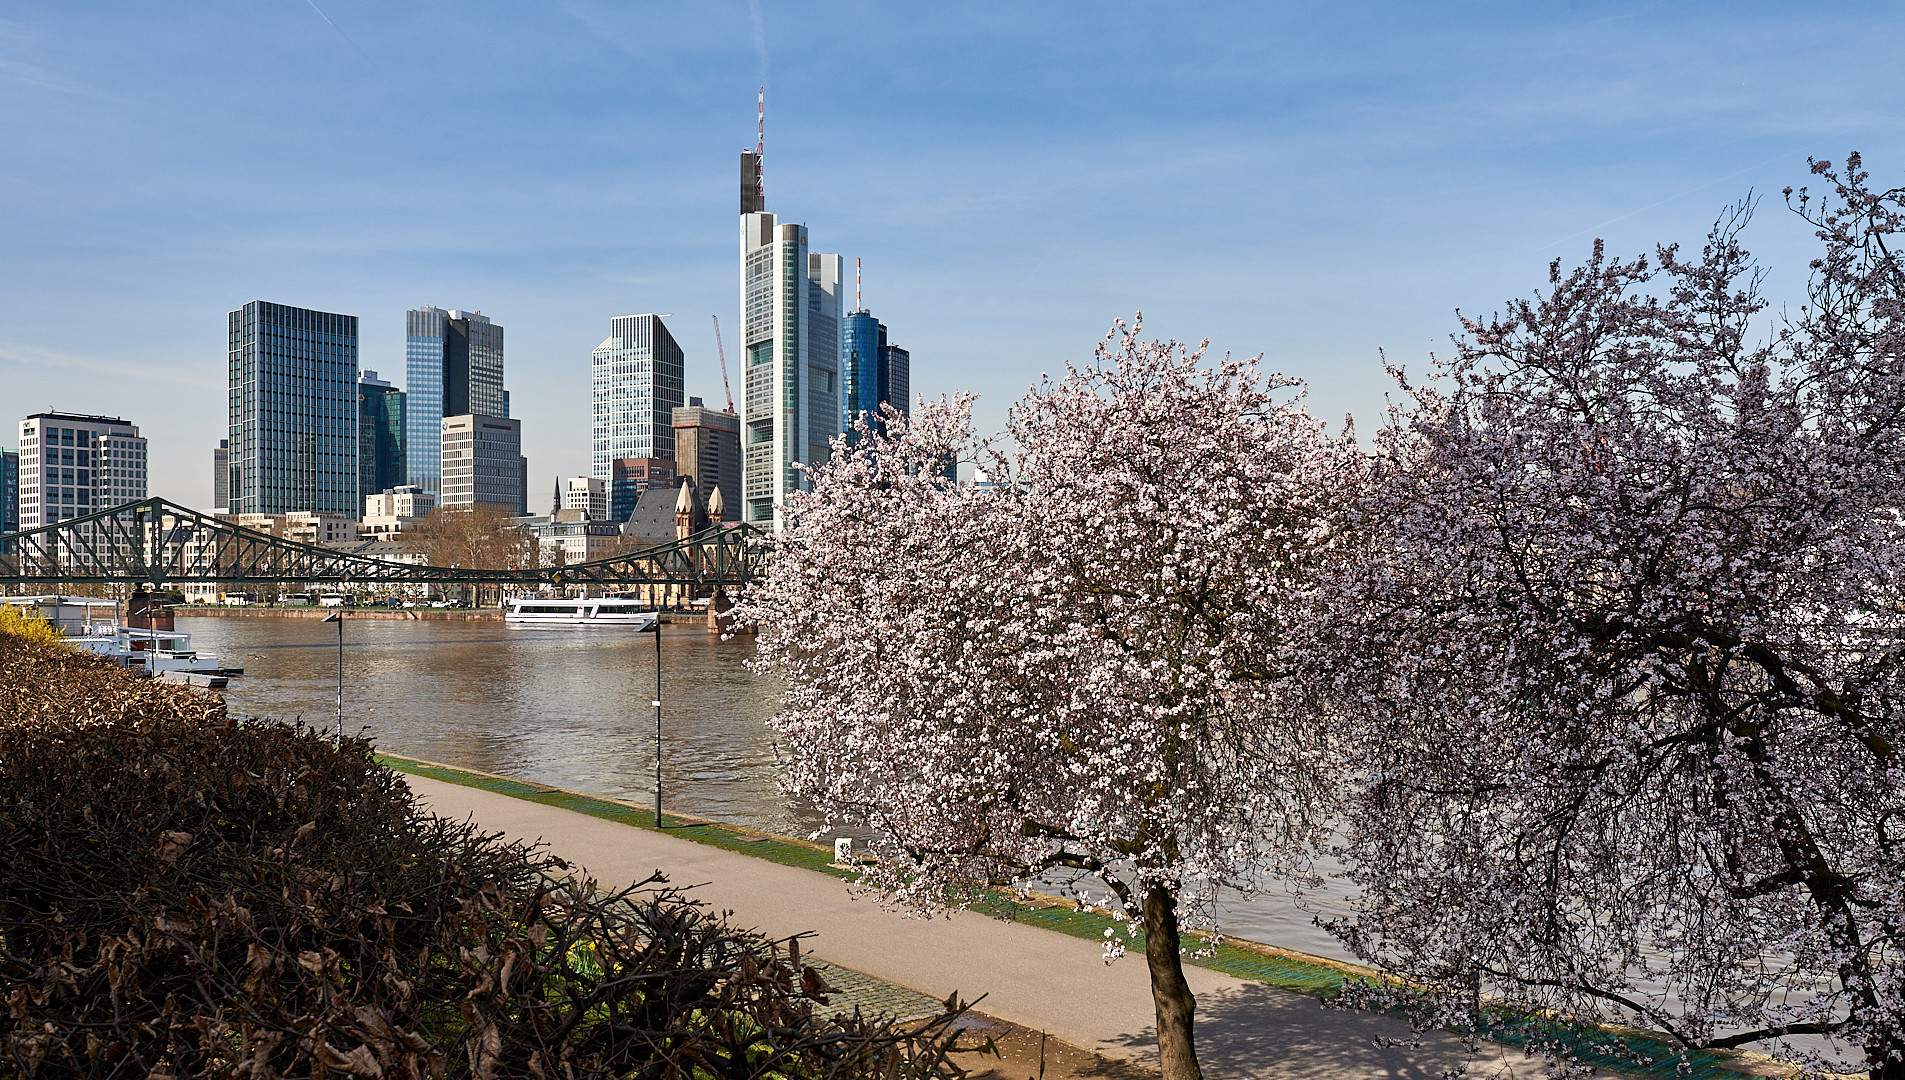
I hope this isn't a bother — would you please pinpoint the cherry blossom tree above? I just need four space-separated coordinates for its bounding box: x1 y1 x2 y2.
1322 158 1905 1076
740 324 1360 1080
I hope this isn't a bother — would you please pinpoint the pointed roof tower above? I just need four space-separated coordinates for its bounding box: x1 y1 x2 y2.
707 482 726 522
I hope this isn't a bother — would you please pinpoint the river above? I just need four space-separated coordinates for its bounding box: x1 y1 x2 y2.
182 614 1360 961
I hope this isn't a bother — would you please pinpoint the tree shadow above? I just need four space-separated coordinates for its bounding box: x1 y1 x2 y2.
1103 982 1555 1080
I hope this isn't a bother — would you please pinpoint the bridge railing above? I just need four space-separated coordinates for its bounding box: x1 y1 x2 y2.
0 499 764 587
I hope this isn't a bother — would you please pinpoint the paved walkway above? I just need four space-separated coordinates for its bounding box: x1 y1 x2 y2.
408 774 1533 1079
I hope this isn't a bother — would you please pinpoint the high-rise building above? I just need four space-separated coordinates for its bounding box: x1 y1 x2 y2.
228 301 360 517
358 370 407 500
608 457 675 523
842 311 912 440
882 342 910 423
672 398 740 516
17 413 146 529
740 173 846 528
559 476 608 520
590 315 685 487
212 439 229 512
1 447 18 548
440 414 524 512
407 307 504 498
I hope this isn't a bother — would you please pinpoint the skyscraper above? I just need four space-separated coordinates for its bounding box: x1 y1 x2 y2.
406 307 503 498
882 341 910 424
440 414 524 512
740 167 846 528
211 439 229 512
358 370 407 498
673 398 740 515
1 447 18 549
17 413 146 529
842 310 911 441
591 315 685 487
228 301 360 517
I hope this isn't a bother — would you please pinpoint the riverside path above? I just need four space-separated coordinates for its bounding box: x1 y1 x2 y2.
402 769 1628 1080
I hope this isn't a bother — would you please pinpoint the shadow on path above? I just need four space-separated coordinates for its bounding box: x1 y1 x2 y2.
1104 981 1544 1080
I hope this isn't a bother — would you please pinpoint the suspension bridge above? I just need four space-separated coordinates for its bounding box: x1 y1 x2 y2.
0 499 762 589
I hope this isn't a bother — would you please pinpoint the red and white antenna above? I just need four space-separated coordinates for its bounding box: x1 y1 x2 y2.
755 86 766 204
855 257 862 311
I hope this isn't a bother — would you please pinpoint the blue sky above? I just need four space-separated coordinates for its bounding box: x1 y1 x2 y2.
3 1 1902 506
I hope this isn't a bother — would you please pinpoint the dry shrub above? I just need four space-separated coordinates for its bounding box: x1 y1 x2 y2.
0 637 978 1079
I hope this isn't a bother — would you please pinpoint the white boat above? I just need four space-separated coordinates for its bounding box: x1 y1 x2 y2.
3 595 236 677
504 596 659 629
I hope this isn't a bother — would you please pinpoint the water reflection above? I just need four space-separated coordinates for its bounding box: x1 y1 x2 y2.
181 617 822 840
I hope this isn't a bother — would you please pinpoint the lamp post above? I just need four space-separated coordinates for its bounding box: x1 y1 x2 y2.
321 610 343 742
650 613 663 827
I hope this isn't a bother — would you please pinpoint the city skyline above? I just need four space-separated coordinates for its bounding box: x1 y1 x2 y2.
4 5 1905 506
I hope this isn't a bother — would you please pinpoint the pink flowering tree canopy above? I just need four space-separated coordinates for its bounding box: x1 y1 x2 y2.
740 324 1360 1080
1324 158 1905 1076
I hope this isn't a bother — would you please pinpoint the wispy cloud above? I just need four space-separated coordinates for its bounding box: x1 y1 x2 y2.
1535 150 1799 256
0 20 88 96
747 0 767 81
0 342 218 390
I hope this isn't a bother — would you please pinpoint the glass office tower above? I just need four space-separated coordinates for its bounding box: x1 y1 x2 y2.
881 341 910 424
842 310 882 440
358 369 406 503
406 307 503 498
1 447 17 550
739 166 847 528
841 309 910 442
227 302 359 517
212 439 229 512
590 314 685 485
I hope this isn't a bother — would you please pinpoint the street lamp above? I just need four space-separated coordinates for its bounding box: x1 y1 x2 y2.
321 610 343 742
648 613 664 826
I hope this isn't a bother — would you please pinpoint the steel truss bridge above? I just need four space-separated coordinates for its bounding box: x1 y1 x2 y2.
0 499 762 590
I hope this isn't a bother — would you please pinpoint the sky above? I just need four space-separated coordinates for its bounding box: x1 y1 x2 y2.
3 1 1903 507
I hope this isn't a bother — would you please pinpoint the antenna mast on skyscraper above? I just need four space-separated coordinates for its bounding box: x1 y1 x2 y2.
755 86 766 205
855 257 862 312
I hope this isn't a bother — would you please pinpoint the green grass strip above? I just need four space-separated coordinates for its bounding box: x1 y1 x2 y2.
378 753 1781 1080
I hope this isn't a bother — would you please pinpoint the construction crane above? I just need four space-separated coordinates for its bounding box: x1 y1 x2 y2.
712 315 735 413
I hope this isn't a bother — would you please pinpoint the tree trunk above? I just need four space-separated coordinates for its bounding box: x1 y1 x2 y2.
1142 882 1203 1080
1870 1043 1904 1080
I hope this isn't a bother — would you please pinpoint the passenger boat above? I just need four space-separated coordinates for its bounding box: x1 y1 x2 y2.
3 596 237 678
503 596 659 629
